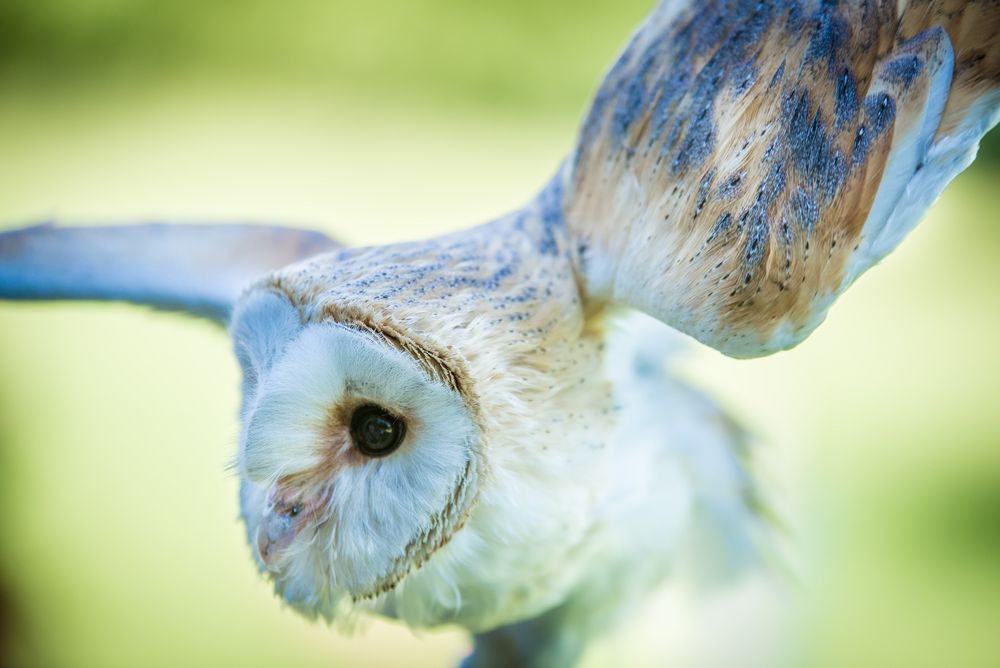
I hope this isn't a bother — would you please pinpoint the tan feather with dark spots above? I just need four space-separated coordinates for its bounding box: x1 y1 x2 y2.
565 0 999 357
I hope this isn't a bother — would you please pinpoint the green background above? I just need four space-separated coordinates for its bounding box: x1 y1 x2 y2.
0 1 998 666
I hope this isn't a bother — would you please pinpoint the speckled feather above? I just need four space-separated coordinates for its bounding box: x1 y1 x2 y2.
568 0 1000 357
261 188 586 423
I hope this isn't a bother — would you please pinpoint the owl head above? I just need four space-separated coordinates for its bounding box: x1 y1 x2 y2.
223 200 588 619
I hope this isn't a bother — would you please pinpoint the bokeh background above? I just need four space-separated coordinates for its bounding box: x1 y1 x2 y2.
0 1 998 666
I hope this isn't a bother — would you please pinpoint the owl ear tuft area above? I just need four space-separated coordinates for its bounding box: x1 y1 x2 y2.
0 222 338 323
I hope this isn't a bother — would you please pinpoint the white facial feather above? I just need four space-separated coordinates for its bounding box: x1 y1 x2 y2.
229 289 303 415
232 297 480 614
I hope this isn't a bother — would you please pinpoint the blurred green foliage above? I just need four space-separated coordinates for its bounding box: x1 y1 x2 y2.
0 0 652 114
980 125 1000 167
0 2 998 668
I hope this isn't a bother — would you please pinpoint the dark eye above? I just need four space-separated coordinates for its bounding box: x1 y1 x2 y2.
350 404 406 457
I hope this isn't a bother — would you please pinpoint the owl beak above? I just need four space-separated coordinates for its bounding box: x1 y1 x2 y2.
255 508 298 570
254 488 320 570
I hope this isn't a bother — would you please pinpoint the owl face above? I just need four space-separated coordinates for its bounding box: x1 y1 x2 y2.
230 289 482 616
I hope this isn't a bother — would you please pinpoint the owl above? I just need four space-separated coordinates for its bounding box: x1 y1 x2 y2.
1 1 998 666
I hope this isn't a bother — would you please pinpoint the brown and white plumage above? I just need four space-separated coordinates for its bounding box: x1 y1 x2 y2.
569 0 1000 356
0 2 997 667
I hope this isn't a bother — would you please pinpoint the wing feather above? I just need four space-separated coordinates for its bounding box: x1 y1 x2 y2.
0 223 338 322
565 0 1000 357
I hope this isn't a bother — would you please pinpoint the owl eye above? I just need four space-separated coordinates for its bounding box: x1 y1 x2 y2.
350 404 406 457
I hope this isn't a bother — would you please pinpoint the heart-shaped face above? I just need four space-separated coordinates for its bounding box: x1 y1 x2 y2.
231 289 483 615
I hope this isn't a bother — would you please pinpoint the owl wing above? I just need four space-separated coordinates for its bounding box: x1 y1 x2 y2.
565 0 1000 357
0 223 338 322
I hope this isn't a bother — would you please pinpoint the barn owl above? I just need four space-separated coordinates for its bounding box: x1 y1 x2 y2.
1 1 998 666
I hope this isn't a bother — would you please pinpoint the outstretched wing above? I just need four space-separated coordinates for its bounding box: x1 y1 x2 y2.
0 223 338 322
566 0 1000 357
